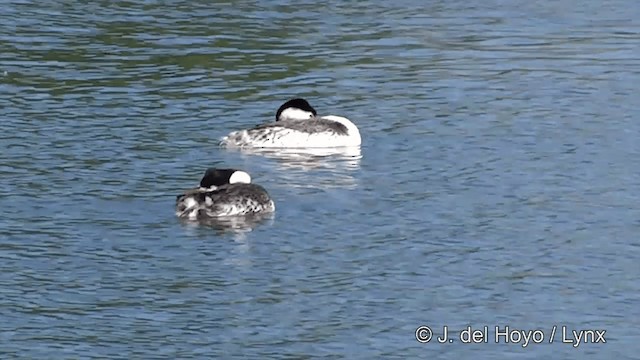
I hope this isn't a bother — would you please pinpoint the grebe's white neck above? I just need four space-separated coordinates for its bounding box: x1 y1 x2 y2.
229 170 252 184
279 107 315 121
199 185 218 192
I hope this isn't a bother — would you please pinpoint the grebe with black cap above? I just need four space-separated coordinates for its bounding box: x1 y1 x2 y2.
175 168 275 219
220 98 361 148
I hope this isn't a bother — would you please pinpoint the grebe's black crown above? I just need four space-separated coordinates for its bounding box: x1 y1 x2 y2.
275 98 317 121
200 168 238 188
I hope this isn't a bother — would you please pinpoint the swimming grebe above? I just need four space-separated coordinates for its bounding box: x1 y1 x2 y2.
220 98 361 148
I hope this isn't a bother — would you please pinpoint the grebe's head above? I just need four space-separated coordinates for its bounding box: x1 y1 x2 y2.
199 168 252 190
275 98 317 121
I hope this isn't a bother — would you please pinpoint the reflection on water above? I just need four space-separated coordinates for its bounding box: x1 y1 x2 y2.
236 146 363 189
237 146 362 170
178 212 275 235
178 215 271 269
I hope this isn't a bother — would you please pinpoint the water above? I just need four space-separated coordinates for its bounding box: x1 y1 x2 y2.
1 0 639 358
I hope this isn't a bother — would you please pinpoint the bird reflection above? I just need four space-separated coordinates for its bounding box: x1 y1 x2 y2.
178 211 275 235
236 146 362 171
231 146 362 189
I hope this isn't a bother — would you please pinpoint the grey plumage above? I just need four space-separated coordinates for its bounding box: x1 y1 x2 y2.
253 117 349 135
176 181 275 219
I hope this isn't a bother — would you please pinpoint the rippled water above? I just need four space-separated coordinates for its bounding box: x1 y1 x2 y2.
1 0 639 358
